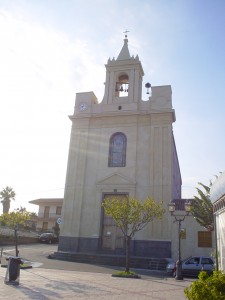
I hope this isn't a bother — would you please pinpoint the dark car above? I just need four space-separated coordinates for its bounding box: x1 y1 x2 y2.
39 233 59 244
166 256 214 277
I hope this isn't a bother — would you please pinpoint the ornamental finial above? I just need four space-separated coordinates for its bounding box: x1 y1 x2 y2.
123 30 130 39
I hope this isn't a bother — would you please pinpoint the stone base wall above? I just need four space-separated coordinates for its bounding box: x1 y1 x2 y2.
51 251 169 270
58 236 171 258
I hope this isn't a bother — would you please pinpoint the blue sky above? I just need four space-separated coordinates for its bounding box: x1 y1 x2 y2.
0 0 225 213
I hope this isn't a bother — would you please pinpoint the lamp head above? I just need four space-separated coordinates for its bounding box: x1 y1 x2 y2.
184 202 191 213
168 202 175 213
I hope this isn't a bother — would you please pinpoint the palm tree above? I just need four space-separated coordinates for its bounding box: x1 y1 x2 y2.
0 186 16 214
191 182 214 231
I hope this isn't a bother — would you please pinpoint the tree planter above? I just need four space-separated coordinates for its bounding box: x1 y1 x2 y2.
1 264 32 269
112 271 141 279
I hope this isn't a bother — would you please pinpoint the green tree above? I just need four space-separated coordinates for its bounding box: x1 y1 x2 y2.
15 207 37 230
0 210 31 256
191 182 214 231
0 210 31 227
15 206 27 214
0 186 16 214
102 195 165 272
184 271 225 300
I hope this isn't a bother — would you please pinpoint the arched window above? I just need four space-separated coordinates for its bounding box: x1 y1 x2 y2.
108 133 127 167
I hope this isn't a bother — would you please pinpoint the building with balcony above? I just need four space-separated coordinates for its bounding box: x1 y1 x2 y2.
29 198 63 232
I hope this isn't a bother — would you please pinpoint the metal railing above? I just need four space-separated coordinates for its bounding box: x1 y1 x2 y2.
37 213 61 221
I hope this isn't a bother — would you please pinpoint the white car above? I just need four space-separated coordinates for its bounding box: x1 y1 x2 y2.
166 256 214 277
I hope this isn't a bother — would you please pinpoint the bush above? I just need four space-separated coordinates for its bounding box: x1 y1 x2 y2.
184 271 225 300
112 271 141 278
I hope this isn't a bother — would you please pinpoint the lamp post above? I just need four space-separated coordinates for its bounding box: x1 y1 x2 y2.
168 201 191 280
14 224 19 257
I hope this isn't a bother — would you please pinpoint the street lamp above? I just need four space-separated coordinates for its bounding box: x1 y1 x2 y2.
168 201 191 280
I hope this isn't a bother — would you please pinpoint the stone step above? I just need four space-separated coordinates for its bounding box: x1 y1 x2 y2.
49 251 168 270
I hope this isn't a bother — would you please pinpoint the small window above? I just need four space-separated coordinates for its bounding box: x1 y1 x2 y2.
108 132 127 167
201 257 213 265
198 231 212 248
56 206 62 215
186 257 200 265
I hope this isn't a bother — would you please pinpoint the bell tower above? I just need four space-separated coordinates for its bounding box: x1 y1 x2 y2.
102 33 144 105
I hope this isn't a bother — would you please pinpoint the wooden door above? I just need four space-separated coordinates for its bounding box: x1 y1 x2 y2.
42 222 48 231
102 194 124 250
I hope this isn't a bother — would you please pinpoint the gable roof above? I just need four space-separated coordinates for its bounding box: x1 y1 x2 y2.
96 172 136 186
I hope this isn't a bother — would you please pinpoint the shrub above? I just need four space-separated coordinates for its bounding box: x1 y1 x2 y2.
112 270 141 278
184 271 225 300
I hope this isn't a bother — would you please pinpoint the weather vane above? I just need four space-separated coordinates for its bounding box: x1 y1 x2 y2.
123 30 130 38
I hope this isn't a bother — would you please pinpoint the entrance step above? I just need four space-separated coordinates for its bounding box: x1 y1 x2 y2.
49 251 169 270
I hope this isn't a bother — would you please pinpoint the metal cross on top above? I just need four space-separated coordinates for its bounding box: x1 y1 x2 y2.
123 30 130 38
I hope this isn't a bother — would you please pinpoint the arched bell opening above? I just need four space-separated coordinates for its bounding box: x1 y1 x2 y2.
115 73 129 97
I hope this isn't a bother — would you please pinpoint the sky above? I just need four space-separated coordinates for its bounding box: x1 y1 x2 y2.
0 0 225 213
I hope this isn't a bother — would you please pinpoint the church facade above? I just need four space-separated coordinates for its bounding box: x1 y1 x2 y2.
58 36 182 259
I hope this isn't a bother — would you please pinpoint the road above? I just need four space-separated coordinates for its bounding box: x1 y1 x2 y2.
0 243 168 279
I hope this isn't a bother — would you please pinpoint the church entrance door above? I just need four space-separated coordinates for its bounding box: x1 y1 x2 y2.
102 194 125 251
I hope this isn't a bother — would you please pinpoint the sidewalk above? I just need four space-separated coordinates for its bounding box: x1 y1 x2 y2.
0 266 193 299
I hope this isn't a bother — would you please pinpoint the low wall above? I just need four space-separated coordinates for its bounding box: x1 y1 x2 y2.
0 236 39 246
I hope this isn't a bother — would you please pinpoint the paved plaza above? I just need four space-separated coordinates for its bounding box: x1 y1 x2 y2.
0 266 193 299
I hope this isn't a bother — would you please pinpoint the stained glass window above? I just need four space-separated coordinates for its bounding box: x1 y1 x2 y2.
108 133 126 167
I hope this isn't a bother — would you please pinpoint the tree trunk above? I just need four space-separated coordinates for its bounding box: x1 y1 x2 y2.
2 199 10 214
125 236 131 272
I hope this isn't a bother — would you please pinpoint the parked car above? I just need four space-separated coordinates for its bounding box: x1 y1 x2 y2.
39 233 59 244
166 256 214 277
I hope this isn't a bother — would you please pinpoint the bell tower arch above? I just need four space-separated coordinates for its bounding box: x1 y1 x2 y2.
115 73 129 97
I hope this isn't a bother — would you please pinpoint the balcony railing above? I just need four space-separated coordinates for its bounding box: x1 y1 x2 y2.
37 213 61 221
